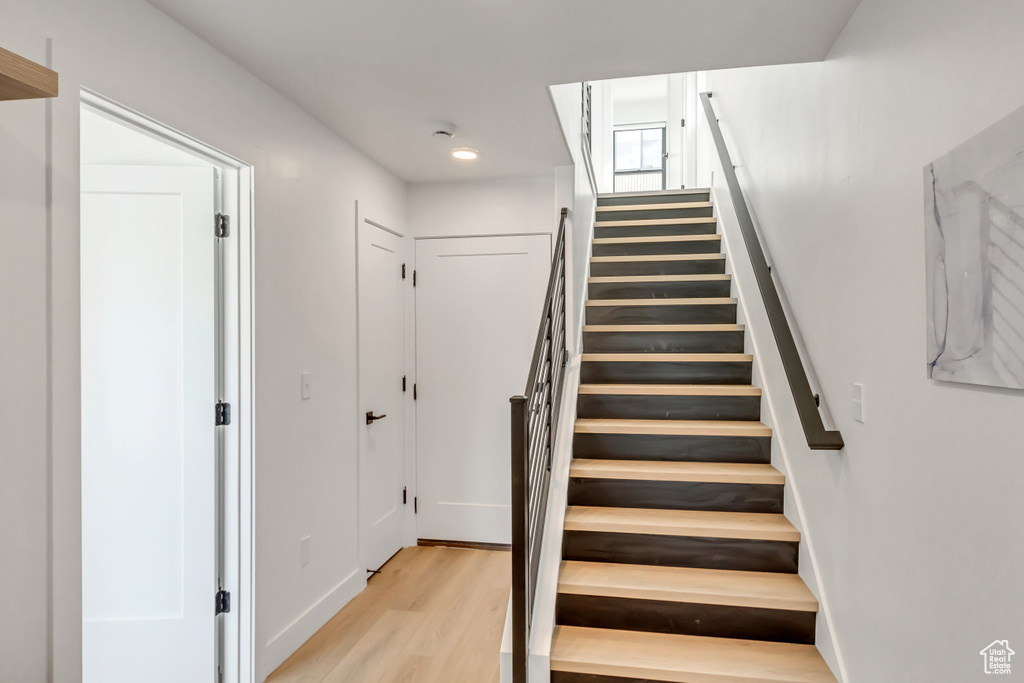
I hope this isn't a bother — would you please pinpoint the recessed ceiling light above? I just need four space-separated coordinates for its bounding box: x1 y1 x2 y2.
451 147 479 160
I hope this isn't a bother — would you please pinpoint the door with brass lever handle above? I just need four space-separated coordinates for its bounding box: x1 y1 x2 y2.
366 411 387 425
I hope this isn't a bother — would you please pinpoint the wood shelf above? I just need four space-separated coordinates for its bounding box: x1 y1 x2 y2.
0 46 58 101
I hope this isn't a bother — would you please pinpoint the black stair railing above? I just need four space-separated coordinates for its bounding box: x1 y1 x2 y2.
700 92 844 451
510 207 569 683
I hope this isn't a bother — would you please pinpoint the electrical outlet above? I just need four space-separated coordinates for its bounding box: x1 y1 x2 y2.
301 372 312 400
853 383 865 423
300 535 312 566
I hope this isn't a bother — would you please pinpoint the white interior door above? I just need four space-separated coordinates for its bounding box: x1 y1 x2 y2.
358 218 407 571
415 235 551 544
81 166 219 682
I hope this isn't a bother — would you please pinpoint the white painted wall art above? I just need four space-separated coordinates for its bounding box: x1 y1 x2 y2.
925 106 1024 389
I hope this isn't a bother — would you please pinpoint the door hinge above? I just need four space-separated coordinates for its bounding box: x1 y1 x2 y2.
402 263 406 279
402 375 407 392
413 383 417 400
414 497 418 514
215 402 231 426
403 487 407 505
215 213 230 238
681 118 686 128
413 270 417 287
215 589 231 615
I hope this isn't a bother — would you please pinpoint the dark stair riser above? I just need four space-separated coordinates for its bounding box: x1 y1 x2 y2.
553 673 684 683
582 329 744 354
598 192 710 207
586 304 736 326
573 433 770 464
580 359 751 385
590 259 725 277
568 478 783 514
556 594 815 644
563 531 799 573
588 279 731 300
592 240 721 257
596 206 714 222
576 394 760 421
595 224 717 239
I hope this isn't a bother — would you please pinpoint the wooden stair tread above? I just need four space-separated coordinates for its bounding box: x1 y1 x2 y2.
596 201 715 212
591 254 725 263
551 626 836 682
599 189 710 198
583 324 741 332
564 507 798 542
589 274 731 283
570 459 784 485
578 383 761 396
593 234 721 245
558 561 816 611
574 418 771 438
586 298 735 309
597 217 719 227
581 353 752 362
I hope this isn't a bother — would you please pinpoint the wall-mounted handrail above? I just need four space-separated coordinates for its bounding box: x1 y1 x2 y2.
700 92 844 451
511 207 569 682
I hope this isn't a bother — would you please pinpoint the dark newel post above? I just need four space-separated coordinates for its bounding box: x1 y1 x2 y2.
510 395 529 683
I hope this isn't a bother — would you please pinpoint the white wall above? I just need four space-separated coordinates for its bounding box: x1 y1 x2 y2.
0 1 406 680
549 83 597 355
698 1 1024 679
407 175 556 239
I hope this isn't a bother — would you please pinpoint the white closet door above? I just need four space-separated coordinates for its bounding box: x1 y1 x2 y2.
415 235 551 544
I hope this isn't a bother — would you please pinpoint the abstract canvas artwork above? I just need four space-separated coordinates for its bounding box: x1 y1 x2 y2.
925 106 1024 389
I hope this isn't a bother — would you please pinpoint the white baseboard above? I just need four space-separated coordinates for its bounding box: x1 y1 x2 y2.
258 567 365 682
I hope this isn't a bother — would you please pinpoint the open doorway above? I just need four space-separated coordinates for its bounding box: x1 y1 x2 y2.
79 91 254 683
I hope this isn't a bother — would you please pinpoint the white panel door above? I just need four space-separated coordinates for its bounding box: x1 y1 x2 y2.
358 219 407 571
415 235 551 544
81 166 218 683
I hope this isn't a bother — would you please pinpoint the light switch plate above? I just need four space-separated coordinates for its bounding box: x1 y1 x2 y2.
301 372 312 400
853 383 865 423
300 535 312 566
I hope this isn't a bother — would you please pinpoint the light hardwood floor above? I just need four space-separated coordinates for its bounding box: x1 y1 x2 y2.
266 546 511 683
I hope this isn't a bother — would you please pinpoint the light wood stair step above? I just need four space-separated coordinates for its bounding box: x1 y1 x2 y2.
599 188 710 199
570 460 784 485
582 353 751 363
551 626 836 682
574 418 771 438
596 201 714 212
558 561 816 612
593 234 721 245
591 254 725 263
589 274 731 283
583 324 741 332
564 506 799 542
597 217 718 227
586 298 735 307
578 383 761 396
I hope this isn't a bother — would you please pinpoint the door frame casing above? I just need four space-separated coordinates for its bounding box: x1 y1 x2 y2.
79 89 256 683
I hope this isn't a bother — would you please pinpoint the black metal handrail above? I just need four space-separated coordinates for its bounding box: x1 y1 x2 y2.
700 92 844 451
511 207 569 683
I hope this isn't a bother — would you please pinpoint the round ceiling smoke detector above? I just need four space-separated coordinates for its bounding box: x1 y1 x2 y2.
432 130 455 139
451 148 479 161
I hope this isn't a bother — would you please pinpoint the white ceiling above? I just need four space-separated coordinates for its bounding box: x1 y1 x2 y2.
144 0 862 183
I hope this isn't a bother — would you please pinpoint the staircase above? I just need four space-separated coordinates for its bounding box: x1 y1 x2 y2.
550 190 836 683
